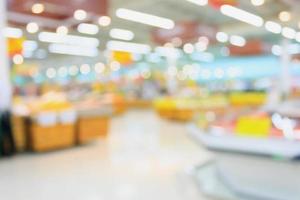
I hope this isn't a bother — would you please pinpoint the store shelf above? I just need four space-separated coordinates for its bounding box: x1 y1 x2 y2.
188 124 300 200
188 124 300 159
191 161 240 200
192 160 300 200
215 155 300 200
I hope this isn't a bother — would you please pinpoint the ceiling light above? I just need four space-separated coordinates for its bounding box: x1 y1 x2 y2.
49 44 98 57
183 43 194 54
116 8 175 29
171 37 182 47
46 68 56 79
23 40 38 51
58 67 68 77
279 11 291 22
32 3 45 14
251 0 265 6
98 16 111 26
95 62 106 73
265 21 282 34
56 26 68 35
3 27 23 38
109 28 134 41
220 5 264 27
186 0 208 6
230 35 246 47
106 40 151 54
272 44 300 55
26 22 39 33
195 42 207 52
12 54 24 65
216 32 229 43
198 36 209 45
69 65 79 76
74 9 87 21
110 61 121 71
80 64 91 74
39 32 99 47
77 23 99 35
282 27 296 39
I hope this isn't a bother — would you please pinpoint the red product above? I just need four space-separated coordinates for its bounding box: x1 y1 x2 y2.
209 0 237 8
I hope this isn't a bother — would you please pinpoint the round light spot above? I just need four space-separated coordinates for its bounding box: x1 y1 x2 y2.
98 16 111 26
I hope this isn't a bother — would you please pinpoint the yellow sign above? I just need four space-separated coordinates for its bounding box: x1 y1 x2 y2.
8 37 24 57
235 116 271 138
229 92 266 106
112 51 133 65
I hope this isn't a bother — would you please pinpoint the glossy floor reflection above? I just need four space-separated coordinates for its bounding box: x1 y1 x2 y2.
0 110 211 200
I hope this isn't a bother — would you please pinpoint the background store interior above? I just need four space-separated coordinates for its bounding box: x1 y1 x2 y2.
1 0 300 199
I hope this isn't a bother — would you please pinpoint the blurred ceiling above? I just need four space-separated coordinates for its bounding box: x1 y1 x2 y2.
5 0 300 58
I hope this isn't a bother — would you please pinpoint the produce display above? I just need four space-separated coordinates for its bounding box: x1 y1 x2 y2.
154 91 267 122
196 108 300 140
11 92 123 152
189 101 300 200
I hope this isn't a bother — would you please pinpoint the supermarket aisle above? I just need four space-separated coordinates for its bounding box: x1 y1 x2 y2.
0 110 211 200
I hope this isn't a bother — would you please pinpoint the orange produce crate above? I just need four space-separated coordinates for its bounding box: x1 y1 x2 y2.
114 103 127 115
128 99 152 108
11 115 28 152
175 109 194 121
158 109 174 118
77 116 110 144
30 123 75 152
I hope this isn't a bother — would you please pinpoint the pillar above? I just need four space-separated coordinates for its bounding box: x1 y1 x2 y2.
0 0 11 111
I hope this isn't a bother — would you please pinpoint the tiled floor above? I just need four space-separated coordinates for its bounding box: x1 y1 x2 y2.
0 110 211 200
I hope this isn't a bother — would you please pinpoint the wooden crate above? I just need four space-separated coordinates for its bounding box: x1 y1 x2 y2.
114 103 127 115
77 116 110 144
30 123 75 152
11 115 27 152
174 109 194 121
128 99 152 109
158 109 173 118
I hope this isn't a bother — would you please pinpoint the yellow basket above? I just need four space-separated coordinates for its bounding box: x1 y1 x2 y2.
128 99 152 108
30 123 75 152
77 116 110 144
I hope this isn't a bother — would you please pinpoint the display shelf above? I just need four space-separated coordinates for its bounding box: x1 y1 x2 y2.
191 161 240 200
192 160 300 200
188 124 300 159
188 124 300 200
215 153 300 200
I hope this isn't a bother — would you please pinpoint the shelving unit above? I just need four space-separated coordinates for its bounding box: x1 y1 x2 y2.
188 124 300 200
